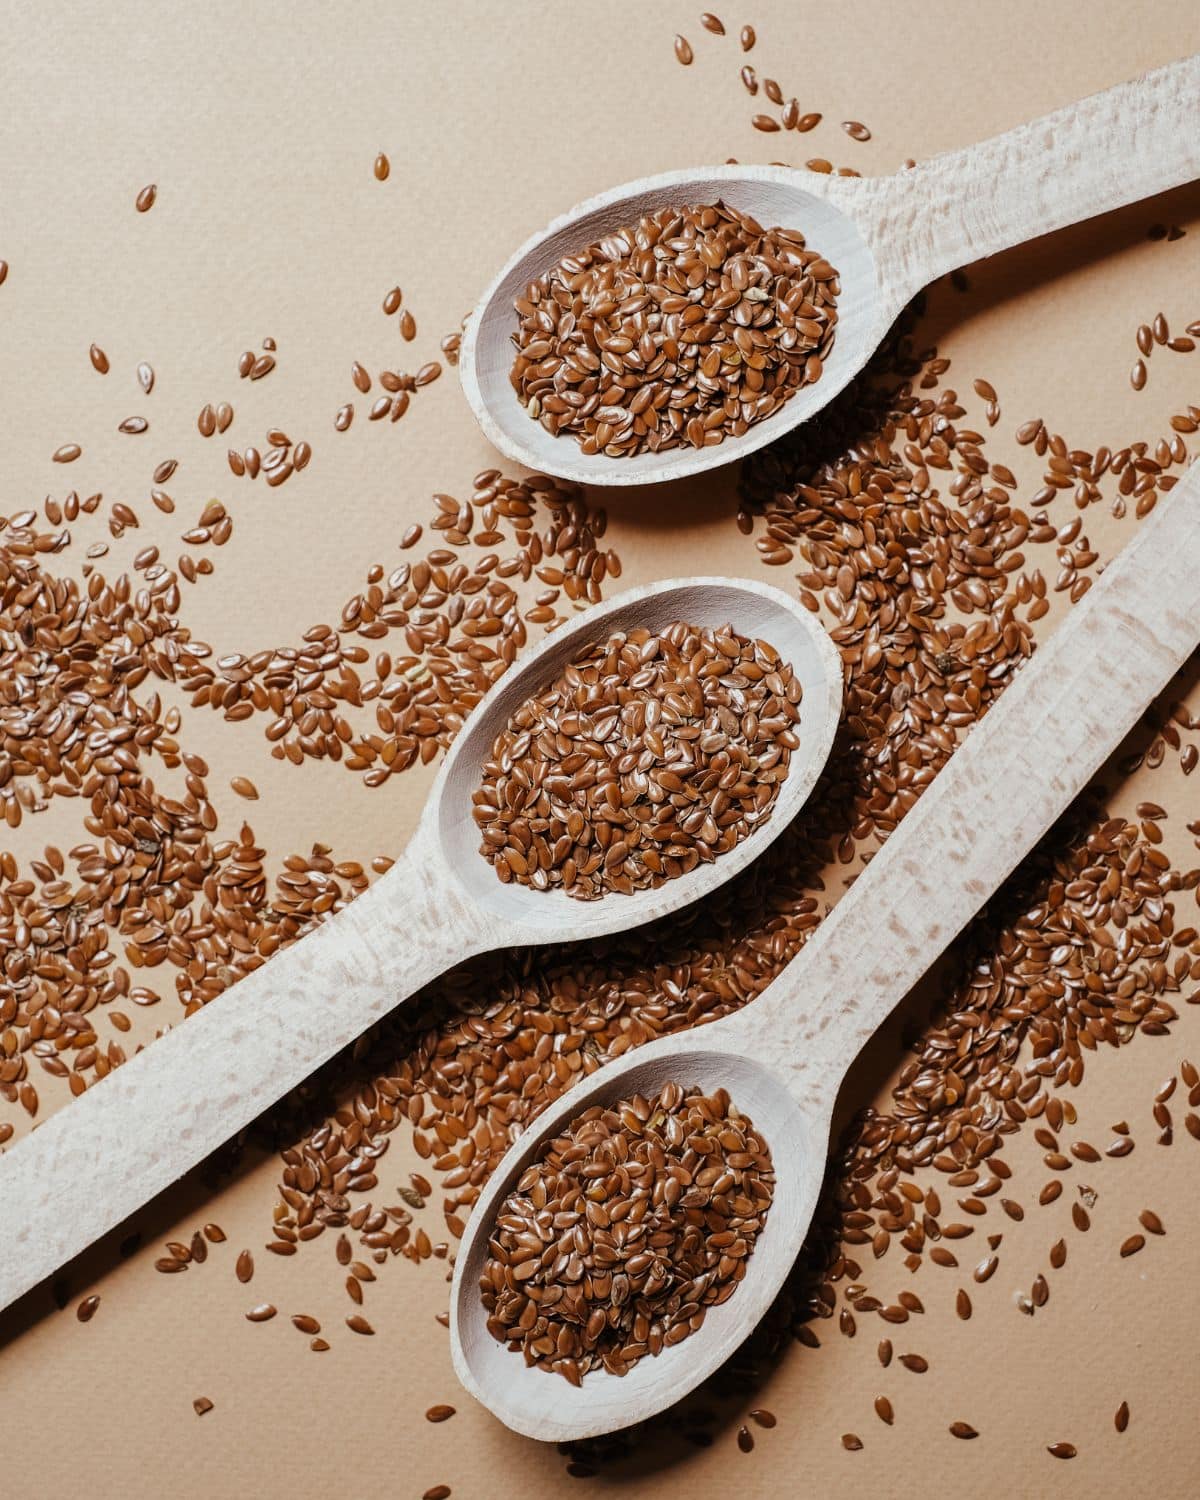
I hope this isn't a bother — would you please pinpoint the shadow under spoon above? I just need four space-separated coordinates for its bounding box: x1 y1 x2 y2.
449 459 1200 1442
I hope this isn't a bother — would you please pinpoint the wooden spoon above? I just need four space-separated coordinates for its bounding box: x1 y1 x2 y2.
0 577 842 1313
461 54 1200 488
449 460 1200 1441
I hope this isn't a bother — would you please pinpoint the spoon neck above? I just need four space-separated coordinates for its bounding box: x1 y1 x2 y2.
887 54 1200 291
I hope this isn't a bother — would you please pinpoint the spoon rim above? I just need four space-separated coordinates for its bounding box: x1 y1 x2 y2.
458 162 884 489
448 1029 831 1441
425 573 844 946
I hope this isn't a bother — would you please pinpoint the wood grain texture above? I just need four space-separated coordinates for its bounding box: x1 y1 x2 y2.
0 576 841 1315
450 461 1200 1443
460 54 1200 488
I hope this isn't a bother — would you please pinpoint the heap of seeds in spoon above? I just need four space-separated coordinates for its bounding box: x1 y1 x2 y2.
472 620 801 899
480 1082 775 1382
509 201 839 456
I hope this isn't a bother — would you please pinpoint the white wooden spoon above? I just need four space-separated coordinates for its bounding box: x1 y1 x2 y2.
449 460 1200 1441
461 54 1200 488
0 576 842 1313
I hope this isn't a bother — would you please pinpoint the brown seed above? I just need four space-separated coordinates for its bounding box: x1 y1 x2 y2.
796 112 822 132
950 1422 978 1440
842 121 871 141
752 115 781 132
204 1224 226 1243
874 1396 894 1425
374 153 390 181
1138 1209 1164 1235
425 1405 456 1423
76 1295 101 1323
955 1289 971 1320
423 1489 451 1500
700 13 724 34
1115 1401 1129 1433
245 1303 276 1322
52 444 82 464
137 361 155 394
1119 1234 1145 1257
311 1339 330 1352
674 34 694 65
383 286 402 315
899 1354 928 1373
235 1251 254 1283
346 1314 375 1335
352 362 371 394
400 310 416 341
748 1408 777 1428
291 1314 321 1334
1047 1443 1077 1460
89 344 109 374
1049 1240 1066 1269
193 1397 214 1417
1131 359 1147 390
118 416 148 434
231 776 259 801
841 1433 863 1451
740 23 755 49
135 184 157 213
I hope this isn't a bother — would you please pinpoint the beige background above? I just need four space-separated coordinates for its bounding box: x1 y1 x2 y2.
1 2 1199 1496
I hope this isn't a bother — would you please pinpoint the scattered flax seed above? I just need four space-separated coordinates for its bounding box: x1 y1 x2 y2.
75 1295 101 1323
311 1338 330 1352
245 1304 276 1322
899 1354 928 1373
740 23 755 49
752 114 781 132
0 259 7 285
400 309 417 341
674 34 694 65
52 444 82 463
700 13 724 34
231 776 259 801
1119 1234 1145 1257
481 1083 773 1381
474 621 799 899
874 1396 894 1425
346 1314 375 1335
1131 359 1147 391
374 153 390 181
740 65 758 94
1115 1401 1130 1433
877 1340 892 1367
796 112 822 132
423 1489 451 1500
1071 1203 1090 1232
383 286 402 315
89 343 109 373
748 1408 776 1428
841 1434 863 1452
193 1397 214 1416
510 200 838 456
1049 1240 1067 1270
955 1289 971 1320
842 121 871 141
235 1252 254 1284
135 184 157 213
950 1422 978 1439
335 403 354 431
425 1405 456 1423
137 362 155 394
1139 1209 1165 1235
1047 1443 1077 1460
118 416 148 434
291 1314 321 1334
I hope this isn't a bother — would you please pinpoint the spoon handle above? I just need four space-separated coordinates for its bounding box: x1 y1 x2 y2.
893 54 1200 289
746 461 1200 1083
0 826 479 1313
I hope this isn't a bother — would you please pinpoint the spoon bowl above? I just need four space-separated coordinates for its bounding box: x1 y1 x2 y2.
449 1021 826 1443
460 57 1200 487
460 167 879 490
428 572 843 944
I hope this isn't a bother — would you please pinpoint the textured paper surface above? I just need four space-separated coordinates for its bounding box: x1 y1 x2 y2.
0 2 1198 1496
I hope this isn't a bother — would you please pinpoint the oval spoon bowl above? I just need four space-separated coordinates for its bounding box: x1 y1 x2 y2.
430 573 843 945
459 166 880 489
449 1032 823 1443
